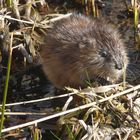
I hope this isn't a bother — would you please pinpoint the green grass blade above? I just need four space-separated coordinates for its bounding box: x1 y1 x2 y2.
0 33 13 136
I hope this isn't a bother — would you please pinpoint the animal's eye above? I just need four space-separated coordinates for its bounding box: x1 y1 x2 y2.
100 51 108 57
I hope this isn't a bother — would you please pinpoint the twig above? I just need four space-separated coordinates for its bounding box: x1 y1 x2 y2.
0 84 120 107
0 92 76 107
40 13 72 24
0 13 72 27
12 43 33 63
0 15 35 24
0 112 47 116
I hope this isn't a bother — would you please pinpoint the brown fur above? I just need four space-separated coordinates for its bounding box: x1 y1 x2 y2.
40 14 128 88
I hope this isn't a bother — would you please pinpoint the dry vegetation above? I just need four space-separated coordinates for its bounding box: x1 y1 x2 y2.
0 0 140 140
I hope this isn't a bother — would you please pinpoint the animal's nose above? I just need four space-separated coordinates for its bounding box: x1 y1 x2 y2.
115 62 123 70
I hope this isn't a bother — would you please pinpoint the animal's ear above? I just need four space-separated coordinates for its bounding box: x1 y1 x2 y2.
79 37 96 49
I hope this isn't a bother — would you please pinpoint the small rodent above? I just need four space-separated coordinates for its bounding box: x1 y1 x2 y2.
40 14 129 89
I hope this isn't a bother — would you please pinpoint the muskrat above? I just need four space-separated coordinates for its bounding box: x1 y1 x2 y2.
40 14 129 89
